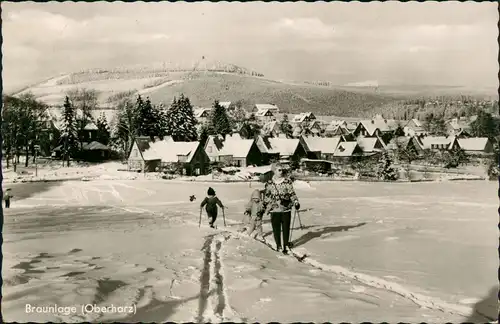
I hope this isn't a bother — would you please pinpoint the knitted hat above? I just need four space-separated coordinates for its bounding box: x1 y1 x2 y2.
251 189 261 199
207 187 216 196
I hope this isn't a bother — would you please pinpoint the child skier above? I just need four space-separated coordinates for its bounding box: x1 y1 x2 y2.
200 187 225 228
4 188 12 209
244 189 265 241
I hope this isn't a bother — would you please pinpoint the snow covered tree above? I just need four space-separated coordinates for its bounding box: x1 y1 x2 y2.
136 96 158 139
61 96 78 167
67 88 99 150
280 114 293 138
96 113 111 145
165 94 198 141
229 100 247 128
376 150 398 181
239 113 261 139
210 100 231 138
113 99 139 155
153 103 169 139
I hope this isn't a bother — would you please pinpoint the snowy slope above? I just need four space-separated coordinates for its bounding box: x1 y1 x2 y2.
2 180 497 322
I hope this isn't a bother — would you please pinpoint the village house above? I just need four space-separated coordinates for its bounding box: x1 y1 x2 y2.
128 136 209 175
256 136 308 164
292 112 316 124
353 116 404 144
216 136 264 167
333 141 364 158
356 136 386 155
291 124 304 138
204 135 225 162
305 120 323 136
324 120 350 137
219 101 232 110
194 107 213 125
387 136 425 156
300 135 343 160
403 119 428 137
81 141 111 162
418 135 455 151
255 108 275 123
456 137 494 155
445 117 474 137
261 120 281 137
253 103 280 114
80 122 99 142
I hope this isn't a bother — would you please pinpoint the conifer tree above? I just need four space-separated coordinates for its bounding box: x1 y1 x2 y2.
376 150 398 181
165 94 198 141
136 95 157 139
96 113 111 145
61 96 78 166
280 114 293 138
210 100 231 137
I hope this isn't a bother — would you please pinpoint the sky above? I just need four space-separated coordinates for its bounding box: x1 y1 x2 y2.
2 1 499 92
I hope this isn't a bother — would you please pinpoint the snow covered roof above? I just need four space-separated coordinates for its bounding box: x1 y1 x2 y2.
226 133 242 141
267 138 300 157
83 141 109 151
255 104 279 111
406 119 423 128
255 109 273 117
219 102 231 109
356 137 384 153
218 138 255 158
419 136 454 149
142 140 200 163
292 112 316 123
262 121 279 134
334 142 362 157
194 108 212 118
301 136 341 154
457 138 490 151
359 118 399 135
83 122 98 131
329 120 347 127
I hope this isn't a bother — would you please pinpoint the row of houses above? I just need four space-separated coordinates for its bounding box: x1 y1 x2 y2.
127 128 494 175
195 101 478 140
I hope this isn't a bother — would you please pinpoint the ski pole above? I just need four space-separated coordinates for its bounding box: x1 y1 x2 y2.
199 208 202 228
297 209 304 229
222 207 227 227
288 208 297 248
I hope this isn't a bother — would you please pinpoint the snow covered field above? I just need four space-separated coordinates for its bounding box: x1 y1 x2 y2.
2 180 498 322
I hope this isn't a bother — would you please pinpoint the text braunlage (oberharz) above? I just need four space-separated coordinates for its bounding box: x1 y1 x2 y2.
25 303 137 316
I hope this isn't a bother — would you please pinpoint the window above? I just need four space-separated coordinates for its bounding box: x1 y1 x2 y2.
195 168 200 175
207 146 212 153
133 149 138 157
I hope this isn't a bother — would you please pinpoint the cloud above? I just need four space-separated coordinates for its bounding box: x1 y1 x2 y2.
273 17 337 39
1 2 497 92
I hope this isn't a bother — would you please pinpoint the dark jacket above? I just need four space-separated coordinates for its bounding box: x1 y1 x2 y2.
201 195 224 216
4 191 12 201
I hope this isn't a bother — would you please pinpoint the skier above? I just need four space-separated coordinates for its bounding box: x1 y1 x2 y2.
4 188 13 209
261 162 300 254
242 189 265 241
200 187 225 228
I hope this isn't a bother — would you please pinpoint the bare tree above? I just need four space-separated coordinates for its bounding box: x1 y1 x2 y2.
66 88 100 150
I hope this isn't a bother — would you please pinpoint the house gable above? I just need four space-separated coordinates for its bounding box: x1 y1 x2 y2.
128 141 144 161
